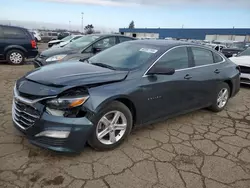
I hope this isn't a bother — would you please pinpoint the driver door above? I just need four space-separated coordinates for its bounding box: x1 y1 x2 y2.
139 46 197 122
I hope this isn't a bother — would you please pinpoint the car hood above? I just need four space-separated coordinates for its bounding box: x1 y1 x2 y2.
48 40 62 44
25 61 129 87
41 47 79 57
229 56 250 67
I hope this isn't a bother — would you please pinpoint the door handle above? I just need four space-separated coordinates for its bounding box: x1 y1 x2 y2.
214 69 220 74
184 74 192 80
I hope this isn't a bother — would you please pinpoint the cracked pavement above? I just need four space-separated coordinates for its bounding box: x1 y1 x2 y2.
1 63 250 188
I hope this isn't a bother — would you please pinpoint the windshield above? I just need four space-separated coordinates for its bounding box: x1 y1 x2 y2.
66 35 100 49
61 35 73 42
238 48 250 56
89 42 159 70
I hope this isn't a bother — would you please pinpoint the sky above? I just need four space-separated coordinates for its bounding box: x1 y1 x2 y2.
1 0 250 31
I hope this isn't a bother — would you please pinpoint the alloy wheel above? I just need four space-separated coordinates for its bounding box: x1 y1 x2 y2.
9 52 23 64
96 111 127 145
217 88 229 108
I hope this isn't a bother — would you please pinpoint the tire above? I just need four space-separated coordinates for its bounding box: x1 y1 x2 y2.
6 49 25 65
209 82 230 112
88 101 133 150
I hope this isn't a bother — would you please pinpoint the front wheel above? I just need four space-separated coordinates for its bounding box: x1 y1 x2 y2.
88 101 133 150
209 82 230 112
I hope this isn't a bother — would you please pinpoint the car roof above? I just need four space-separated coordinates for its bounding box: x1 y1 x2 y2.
0 24 27 30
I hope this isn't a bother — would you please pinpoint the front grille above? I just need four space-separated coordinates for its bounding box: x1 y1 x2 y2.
12 100 40 129
239 66 250 74
34 137 67 147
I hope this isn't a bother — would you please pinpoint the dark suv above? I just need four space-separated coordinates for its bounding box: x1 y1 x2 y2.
0 25 38 65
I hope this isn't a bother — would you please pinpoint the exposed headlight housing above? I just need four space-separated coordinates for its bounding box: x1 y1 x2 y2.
46 54 67 62
46 96 89 110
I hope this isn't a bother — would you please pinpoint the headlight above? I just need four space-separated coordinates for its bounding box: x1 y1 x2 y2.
46 54 67 62
46 96 89 110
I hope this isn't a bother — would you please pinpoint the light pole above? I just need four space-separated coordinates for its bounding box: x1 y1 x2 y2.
81 12 84 34
69 21 71 31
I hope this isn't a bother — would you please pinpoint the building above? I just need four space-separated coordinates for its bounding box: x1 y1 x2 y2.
119 28 250 42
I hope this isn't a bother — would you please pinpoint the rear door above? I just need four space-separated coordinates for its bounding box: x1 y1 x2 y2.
2 26 29 51
0 26 5 59
188 47 222 108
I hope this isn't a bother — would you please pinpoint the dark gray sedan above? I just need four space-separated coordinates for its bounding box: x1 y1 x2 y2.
13 40 240 152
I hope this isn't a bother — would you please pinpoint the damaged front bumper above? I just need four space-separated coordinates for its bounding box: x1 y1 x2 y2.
12 87 94 153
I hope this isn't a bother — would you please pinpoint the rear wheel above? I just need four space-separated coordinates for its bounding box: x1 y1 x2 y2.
209 82 230 112
88 101 133 150
6 50 25 65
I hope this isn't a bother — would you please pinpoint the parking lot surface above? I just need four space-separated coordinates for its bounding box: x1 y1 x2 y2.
1 53 250 188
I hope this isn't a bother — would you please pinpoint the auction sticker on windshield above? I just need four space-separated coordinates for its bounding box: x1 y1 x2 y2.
139 48 158 53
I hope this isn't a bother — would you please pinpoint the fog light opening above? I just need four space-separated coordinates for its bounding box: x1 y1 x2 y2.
35 130 70 138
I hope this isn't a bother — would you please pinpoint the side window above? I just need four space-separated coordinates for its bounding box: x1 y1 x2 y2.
155 47 189 70
84 45 93 53
213 52 223 63
192 47 214 66
94 37 116 49
3 27 26 39
119 37 133 43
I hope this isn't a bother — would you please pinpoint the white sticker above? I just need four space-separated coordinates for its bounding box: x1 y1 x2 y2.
139 48 158 53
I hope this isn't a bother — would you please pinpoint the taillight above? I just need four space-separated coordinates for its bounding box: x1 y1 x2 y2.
31 40 37 48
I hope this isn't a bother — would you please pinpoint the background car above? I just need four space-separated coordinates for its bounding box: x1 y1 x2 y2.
229 48 250 84
40 31 58 42
57 32 71 40
221 42 247 58
29 30 42 42
0 25 38 65
13 40 240 152
33 34 135 68
206 43 226 52
48 35 83 48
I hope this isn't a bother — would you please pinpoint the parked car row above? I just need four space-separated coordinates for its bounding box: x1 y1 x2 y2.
11 36 241 152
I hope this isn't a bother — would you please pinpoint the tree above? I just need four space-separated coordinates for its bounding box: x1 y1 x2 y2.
84 24 94 34
129 21 135 29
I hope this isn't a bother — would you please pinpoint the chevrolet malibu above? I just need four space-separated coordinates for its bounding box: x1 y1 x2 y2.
12 40 240 152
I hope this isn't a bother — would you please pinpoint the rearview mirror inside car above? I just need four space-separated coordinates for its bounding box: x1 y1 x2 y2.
147 66 175 75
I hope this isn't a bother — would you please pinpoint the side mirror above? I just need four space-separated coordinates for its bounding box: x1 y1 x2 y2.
148 66 175 75
93 47 102 54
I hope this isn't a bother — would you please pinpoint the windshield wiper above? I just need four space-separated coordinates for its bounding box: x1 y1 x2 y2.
91 63 116 70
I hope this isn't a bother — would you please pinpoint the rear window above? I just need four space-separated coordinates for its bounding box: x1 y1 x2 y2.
3 27 26 39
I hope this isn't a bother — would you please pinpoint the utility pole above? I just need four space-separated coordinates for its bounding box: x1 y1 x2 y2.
81 12 84 34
